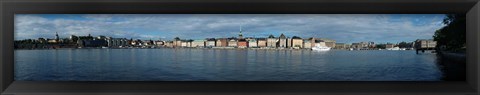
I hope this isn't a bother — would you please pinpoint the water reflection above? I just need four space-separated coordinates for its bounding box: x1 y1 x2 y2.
14 49 464 81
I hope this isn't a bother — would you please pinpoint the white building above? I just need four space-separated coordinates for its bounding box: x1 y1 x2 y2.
205 38 216 47
107 37 128 47
248 39 258 48
228 38 237 47
267 35 277 48
191 40 205 47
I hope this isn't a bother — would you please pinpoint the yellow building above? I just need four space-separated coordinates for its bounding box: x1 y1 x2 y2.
257 38 267 47
291 36 303 48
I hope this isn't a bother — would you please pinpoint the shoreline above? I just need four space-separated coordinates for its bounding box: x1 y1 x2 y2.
14 47 419 52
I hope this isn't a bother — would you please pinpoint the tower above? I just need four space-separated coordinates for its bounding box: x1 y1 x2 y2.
238 25 243 39
55 32 59 41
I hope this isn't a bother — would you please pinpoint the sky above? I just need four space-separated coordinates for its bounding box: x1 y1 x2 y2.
14 14 446 44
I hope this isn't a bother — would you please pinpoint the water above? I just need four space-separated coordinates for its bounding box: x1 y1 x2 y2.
14 48 445 81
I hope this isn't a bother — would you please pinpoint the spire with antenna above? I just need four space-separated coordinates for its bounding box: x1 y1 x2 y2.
55 32 59 41
238 25 243 39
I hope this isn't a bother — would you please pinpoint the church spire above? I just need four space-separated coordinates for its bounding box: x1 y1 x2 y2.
55 32 59 41
238 25 243 39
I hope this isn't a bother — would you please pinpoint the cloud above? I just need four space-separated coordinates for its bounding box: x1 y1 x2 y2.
14 14 446 43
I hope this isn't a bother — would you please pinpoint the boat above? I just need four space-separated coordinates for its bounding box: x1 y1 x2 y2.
386 47 400 50
349 48 354 51
102 46 109 49
312 45 331 51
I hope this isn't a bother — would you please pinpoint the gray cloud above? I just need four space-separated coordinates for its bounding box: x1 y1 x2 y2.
15 14 445 43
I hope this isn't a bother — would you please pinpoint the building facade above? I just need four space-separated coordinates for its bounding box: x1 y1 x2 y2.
247 38 258 48
107 37 128 48
267 35 277 48
205 38 216 47
291 36 303 48
216 38 228 47
286 38 292 48
415 39 437 49
335 43 347 49
237 39 248 48
278 34 287 48
303 39 312 49
228 38 238 47
257 38 267 47
191 40 206 47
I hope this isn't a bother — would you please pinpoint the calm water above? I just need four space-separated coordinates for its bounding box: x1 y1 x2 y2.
15 48 444 81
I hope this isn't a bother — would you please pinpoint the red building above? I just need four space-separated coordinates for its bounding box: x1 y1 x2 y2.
237 39 248 48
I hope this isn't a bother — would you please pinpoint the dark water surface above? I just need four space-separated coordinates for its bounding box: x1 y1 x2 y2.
15 48 447 81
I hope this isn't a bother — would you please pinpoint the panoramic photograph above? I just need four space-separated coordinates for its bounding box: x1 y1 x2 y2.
14 14 466 81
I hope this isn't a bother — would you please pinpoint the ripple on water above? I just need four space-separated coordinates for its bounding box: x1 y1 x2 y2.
14 49 445 81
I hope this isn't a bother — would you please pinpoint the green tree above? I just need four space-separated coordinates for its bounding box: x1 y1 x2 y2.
432 14 466 52
376 44 386 49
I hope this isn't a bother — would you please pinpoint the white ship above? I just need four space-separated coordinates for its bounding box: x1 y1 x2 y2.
312 45 331 51
386 47 400 50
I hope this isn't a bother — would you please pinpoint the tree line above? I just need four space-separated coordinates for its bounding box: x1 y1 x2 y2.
432 14 466 52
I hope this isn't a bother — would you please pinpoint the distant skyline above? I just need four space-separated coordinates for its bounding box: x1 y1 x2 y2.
15 14 446 43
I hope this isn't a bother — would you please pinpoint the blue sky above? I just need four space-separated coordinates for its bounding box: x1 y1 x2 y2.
14 14 446 44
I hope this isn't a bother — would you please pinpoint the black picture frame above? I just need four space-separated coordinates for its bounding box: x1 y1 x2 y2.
1 0 479 95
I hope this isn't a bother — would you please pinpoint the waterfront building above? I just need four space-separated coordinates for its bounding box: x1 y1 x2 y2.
142 40 154 46
46 32 61 44
257 38 267 47
303 39 312 49
165 41 174 47
181 40 189 47
205 38 216 47
359 42 369 48
345 44 352 49
335 43 347 49
247 38 258 48
291 36 303 48
191 39 206 47
415 39 436 49
216 38 228 47
316 38 336 48
187 40 193 47
368 42 375 48
82 39 108 47
227 38 238 47
173 37 182 47
77 35 95 47
237 39 248 48
267 35 277 48
306 38 315 48
236 27 245 48
325 42 336 48
278 34 287 48
286 38 292 48
351 43 360 48
107 37 128 48
385 44 395 48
